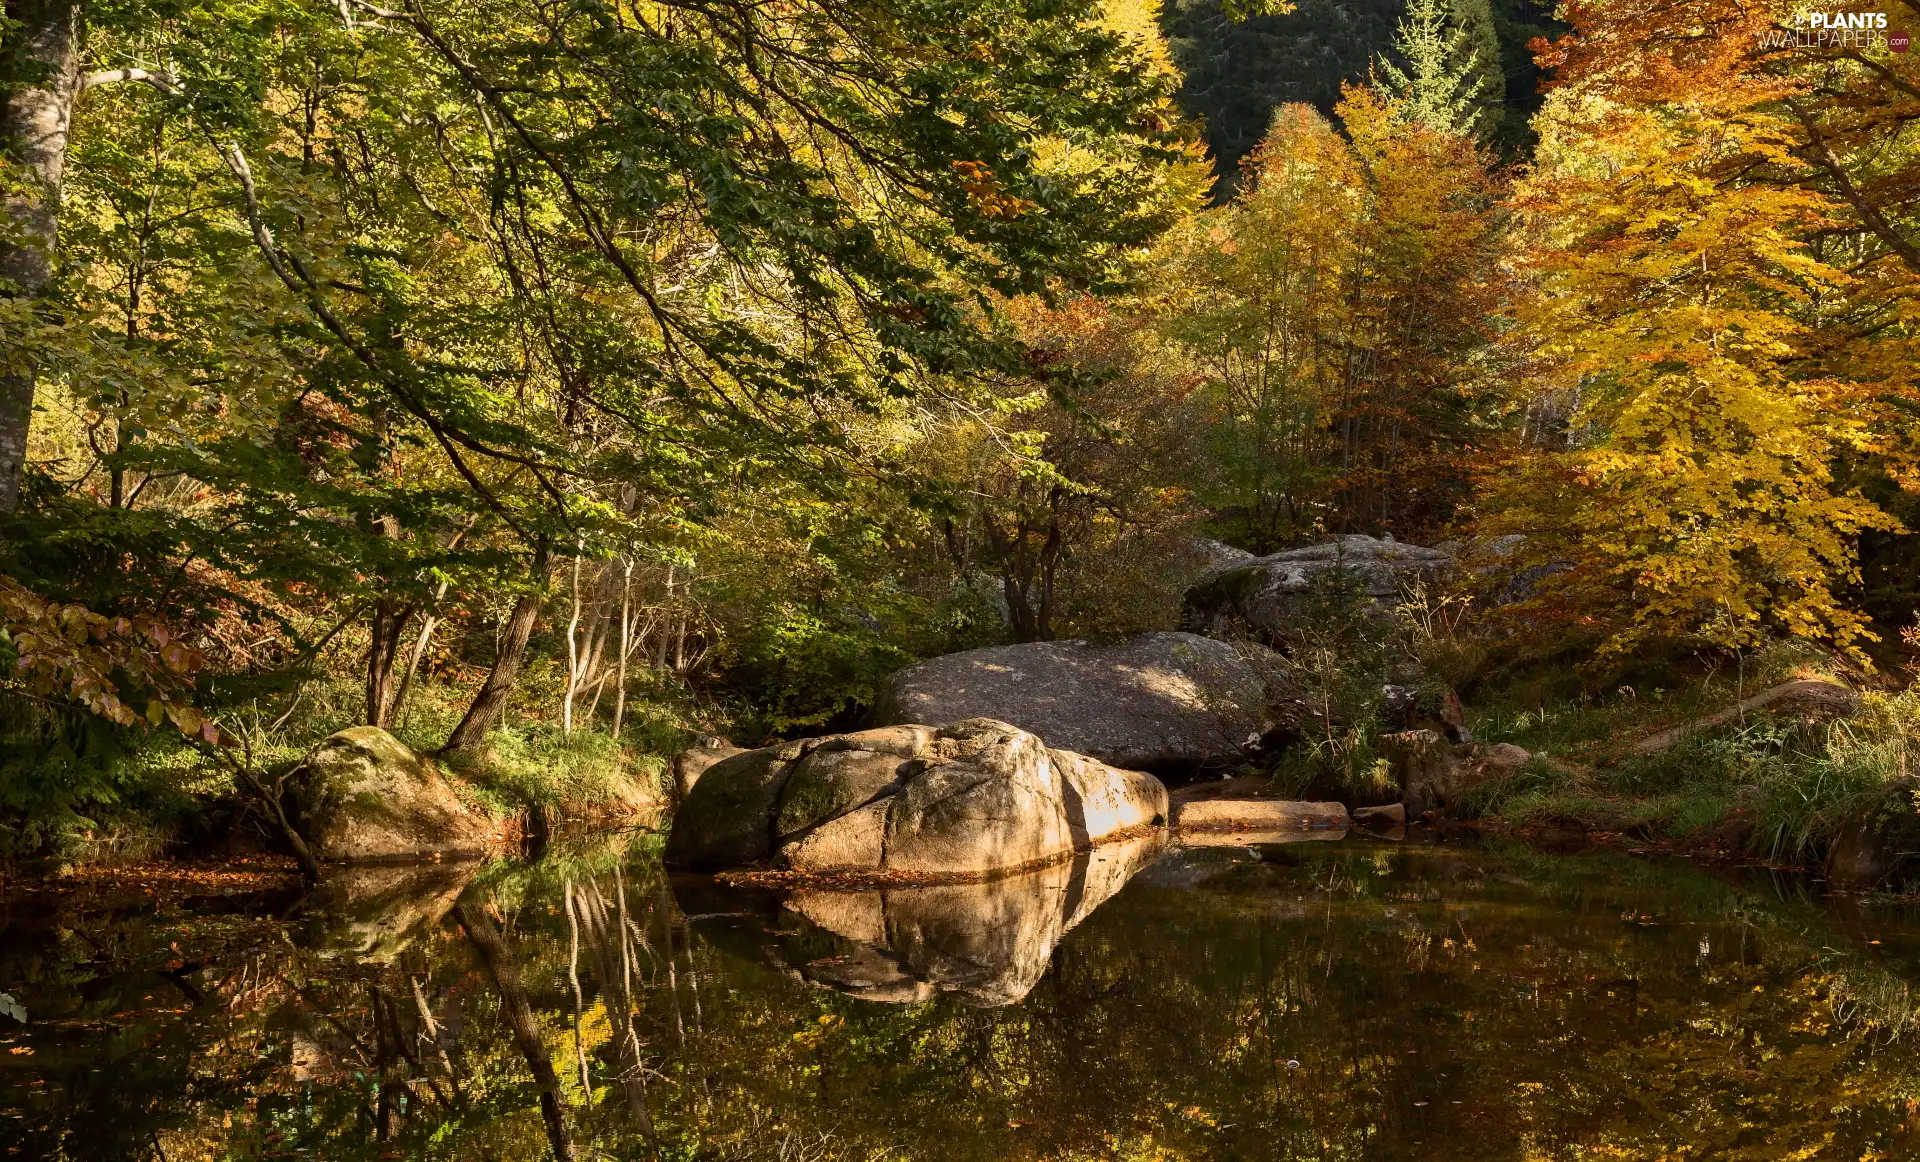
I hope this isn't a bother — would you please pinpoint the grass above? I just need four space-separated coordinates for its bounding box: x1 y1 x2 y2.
1453 676 1920 876
448 723 669 817
2 665 701 870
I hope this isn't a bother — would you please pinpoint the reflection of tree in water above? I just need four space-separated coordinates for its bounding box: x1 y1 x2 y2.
9 840 1920 1160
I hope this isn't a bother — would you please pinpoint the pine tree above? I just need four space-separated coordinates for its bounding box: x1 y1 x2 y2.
1376 0 1501 138
1450 0 1502 133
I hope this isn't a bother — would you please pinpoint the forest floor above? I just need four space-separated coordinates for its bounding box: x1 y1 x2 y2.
1445 654 1920 885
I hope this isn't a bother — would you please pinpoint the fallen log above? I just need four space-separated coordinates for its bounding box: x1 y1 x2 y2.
1627 679 1859 757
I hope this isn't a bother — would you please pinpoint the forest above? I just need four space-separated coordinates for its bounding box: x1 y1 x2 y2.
4 0 1920 877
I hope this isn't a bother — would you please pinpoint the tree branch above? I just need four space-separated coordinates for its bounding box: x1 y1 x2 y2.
80 67 179 93
1785 96 1920 275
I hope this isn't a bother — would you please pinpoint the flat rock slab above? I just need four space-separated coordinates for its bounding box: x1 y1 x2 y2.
1173 798 1350 832
874 632 1272 770
1177 826 1348 847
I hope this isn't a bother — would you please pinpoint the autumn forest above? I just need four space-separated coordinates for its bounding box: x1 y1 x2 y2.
2 0 1920 881
12 1 1920 1160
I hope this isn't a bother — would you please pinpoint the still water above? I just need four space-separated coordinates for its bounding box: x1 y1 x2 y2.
5 833 1920 1161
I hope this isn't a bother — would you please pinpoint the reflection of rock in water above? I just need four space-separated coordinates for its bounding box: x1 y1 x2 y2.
295 861 480 961
1175 825 1348 848
685 833 1165 1007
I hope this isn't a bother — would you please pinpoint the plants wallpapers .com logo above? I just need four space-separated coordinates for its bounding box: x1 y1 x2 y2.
1757 12 1910 51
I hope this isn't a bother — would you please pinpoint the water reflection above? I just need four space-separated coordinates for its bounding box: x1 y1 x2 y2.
295 861 480 962
6 835 1920 1161
683 832 1166 1005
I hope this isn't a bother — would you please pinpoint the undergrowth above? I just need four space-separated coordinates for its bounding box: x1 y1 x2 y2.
2 668 695 869
1457 679 1920 872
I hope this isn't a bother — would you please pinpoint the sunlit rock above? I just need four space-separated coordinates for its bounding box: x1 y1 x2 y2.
293 727 497 863
781 799 889 871
872 632 1275 770
666 718 1169 877
1173 798 1349 833
1174 826 1348 848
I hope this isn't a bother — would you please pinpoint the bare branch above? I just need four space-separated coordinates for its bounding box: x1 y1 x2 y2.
80 67 179 93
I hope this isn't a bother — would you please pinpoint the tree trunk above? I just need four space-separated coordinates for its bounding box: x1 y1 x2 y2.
442 585 542 755
612 556 632 738
0 0 83 512
1002 567 1040 642
455 900 575 1162
392 589 445 726
366 596 413 728
561 551 584 732
233 762 323 882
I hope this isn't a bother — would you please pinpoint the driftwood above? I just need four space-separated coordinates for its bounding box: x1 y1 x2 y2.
1627 679 1860 757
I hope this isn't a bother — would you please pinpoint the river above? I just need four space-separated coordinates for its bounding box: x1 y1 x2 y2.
4 832 1920 1160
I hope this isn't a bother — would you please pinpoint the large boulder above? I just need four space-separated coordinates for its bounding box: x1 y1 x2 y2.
872 632 1273 771
1183 534 1453 638
664 719 1168 876
293 727 497 863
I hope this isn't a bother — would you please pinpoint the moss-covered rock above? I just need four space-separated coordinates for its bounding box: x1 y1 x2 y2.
663 744 801 868
773 726 933 838
294 727 498 863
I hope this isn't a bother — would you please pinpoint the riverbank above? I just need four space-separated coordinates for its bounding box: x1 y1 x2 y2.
1448 672 1918 885
5 644 1917 899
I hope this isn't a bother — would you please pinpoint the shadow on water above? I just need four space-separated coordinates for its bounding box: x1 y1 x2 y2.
7 829 1920 1159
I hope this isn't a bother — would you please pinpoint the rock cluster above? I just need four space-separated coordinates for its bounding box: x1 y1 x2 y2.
1382 731 1533 819
1183 534 1453 637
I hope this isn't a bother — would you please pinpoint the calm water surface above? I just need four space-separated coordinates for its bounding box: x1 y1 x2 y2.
5 834 1920 1161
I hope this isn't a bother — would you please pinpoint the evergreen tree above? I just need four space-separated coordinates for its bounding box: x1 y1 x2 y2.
1376 0 1502 137
1160 0 1563 194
